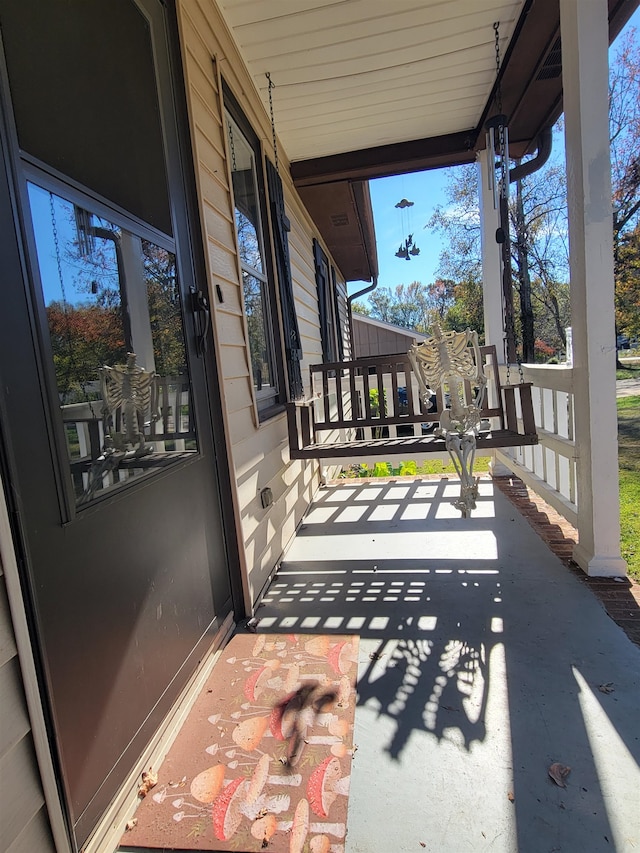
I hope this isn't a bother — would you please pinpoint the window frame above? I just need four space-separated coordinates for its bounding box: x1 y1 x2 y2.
223 84 285 421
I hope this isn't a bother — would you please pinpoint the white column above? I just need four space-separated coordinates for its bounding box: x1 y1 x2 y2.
120 232 156 374
477 150 504 354
560 0 626 576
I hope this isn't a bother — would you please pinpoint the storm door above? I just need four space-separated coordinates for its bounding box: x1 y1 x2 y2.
0 0 238 846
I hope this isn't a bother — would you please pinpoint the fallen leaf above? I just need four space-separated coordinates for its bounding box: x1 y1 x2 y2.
548 763 571 787
125 818 138 831
138 768 158 798
598 682 615 694
507 791 515 802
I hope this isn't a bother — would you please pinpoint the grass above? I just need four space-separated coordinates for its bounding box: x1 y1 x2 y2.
339 397 640 581
340 455 491 479
618 394 640 580
616 364 640 380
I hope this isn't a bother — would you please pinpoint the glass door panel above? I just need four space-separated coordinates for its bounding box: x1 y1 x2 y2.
28 182 198 506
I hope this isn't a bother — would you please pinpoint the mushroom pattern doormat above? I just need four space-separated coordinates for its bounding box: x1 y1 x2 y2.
121 633 359 852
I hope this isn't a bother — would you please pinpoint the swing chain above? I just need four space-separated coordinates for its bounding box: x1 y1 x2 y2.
266 72 279 176
493 22 508 204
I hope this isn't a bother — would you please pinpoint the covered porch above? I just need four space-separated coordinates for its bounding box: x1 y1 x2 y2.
115 474 640 853
219 0 633 577
249 475 640 852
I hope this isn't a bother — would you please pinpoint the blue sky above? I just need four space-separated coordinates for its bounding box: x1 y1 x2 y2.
362 8 639 300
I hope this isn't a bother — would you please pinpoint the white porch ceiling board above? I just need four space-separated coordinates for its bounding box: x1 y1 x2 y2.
239 3 510 59
217 0 526 162
274 84 490 133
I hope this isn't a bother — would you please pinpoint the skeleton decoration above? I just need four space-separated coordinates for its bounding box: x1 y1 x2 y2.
409 325 487 517
79 354 159 504
99 352 159 455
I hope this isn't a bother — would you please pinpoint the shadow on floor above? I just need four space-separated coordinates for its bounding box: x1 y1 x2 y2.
251 478 640 852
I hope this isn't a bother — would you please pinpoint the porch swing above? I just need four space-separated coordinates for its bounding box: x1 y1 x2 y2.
285 23 538 515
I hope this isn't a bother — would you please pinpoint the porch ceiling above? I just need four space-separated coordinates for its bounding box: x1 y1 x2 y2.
217 0 637 281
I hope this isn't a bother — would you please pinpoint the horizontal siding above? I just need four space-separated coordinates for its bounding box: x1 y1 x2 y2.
0 568 55 852
6 803 56 852
0 655 31 756
179 0 341 609
0 737 47 850
0 574 17 668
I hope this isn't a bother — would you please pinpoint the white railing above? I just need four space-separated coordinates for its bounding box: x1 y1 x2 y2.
494 364 578 527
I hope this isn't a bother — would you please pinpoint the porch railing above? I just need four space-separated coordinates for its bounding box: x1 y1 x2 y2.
493 364 577 527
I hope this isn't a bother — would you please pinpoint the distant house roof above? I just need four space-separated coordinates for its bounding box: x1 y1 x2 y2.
351 313 429 358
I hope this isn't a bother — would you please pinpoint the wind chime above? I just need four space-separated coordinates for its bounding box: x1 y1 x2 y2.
485 20 518 367
394 197 420 260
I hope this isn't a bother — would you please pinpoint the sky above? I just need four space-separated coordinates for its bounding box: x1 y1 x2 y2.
360 7 639 302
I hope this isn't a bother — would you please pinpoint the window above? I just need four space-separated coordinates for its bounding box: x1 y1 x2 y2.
313 238 340 363
332 265 351 361
224 94 283 417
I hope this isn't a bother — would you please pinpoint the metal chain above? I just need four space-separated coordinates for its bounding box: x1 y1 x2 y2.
493 22 522 381
493 22 508 202
227 119 237 173
266 72 279 176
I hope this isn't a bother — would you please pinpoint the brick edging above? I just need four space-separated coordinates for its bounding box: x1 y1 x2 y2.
493 475 640 646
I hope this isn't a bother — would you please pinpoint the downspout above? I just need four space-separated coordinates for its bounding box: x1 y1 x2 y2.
509 125 553 183
347 275 378 356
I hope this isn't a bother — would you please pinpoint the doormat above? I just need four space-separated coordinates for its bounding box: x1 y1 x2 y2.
121 633 359 852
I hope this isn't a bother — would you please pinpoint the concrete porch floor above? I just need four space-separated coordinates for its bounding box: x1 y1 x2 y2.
253 476 640 853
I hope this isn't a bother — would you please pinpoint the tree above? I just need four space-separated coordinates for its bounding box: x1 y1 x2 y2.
411 28 639 362
365 281 434 332
426 164 482 284
427 149 570 361
47 301 127 403
445 275 485 338
610 28 640 345
615 222 640 339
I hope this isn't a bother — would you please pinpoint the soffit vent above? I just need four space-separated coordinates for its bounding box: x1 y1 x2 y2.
536 36 562 81
330 213 350 227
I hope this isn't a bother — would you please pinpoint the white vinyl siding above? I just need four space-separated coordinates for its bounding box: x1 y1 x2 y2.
178 0 340 602
0 571 55 852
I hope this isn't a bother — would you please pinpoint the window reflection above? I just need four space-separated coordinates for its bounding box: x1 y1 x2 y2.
225 111 278 410
28 183 197 506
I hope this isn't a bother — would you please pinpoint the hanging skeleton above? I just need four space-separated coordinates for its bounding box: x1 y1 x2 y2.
100 353 159 453
409 325 487 517
79 354 159 503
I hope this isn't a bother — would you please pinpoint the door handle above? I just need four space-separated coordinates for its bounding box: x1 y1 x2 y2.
190 287 210 356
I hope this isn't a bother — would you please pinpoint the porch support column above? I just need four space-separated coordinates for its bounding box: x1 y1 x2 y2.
560 0 626 576
477 149 504 354
478 149 513 478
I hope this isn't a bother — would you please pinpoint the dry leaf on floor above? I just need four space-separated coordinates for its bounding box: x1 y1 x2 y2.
507 791 515 802
598 682 615 694
125 818 138 831
138 768 158 798
548 763 571 787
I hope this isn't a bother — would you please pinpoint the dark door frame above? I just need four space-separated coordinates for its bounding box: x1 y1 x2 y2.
0 0 246 847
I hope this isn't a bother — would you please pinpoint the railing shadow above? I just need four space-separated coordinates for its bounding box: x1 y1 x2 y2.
249 477 640 850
